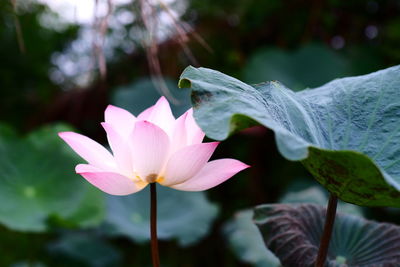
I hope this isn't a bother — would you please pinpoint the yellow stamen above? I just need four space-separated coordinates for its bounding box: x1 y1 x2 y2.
156 176 165 183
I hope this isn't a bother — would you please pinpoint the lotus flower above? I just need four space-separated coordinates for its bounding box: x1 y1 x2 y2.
58 97 249 195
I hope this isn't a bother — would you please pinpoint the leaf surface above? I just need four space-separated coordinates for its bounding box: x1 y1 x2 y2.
179 65 400 207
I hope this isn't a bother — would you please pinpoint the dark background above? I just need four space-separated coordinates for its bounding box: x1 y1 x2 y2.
0 0 399 266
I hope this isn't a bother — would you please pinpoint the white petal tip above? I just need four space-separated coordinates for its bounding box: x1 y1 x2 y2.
158 96 167 101
58 131 74 140
105 104 120 112
100 122 108 129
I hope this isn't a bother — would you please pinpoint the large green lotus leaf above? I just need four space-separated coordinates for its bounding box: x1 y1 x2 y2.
254 203 400 267
0 124 105 231
104 185 219 246
112 77 191 117
179 65 400 207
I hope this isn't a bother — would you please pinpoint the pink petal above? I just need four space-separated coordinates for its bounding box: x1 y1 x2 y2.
104 105 136 138
185 109 205 144
170 112 188 153
130 121 170 182
171 159 249 191
139 97 176 136
76 164 146 195
59 132 115 170
161 142 219 186
101 122 132 176
137 105 154 120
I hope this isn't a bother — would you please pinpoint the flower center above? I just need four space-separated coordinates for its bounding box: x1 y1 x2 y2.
145 173 165 184
146 173 158 183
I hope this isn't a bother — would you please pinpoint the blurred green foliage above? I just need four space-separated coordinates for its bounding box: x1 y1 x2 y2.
48 232 122 267
112 78 191 117
0 124 105 232
0 2 78 130
243 44 350 90
0 0 399 266
105 186 218 246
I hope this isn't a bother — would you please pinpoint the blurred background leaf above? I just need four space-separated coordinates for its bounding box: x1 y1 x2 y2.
224 209 281 267
112 77 191 117
243 44 350 90
47 232 122 267
0 124 105 232
10 262 47 267
104 186 219 247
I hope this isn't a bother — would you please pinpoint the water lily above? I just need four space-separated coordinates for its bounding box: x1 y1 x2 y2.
58 97 249 195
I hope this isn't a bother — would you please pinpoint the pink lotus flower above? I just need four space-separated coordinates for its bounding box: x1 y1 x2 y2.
58 97 249 195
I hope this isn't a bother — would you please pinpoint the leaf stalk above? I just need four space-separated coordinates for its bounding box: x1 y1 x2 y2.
150 183 160 267
315 194 338 267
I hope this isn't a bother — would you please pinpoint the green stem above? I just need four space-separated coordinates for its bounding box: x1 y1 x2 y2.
150 183 160 267
315 194 338 267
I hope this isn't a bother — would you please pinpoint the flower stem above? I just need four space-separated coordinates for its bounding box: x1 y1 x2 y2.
150 183 160 267
315 194 338 267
